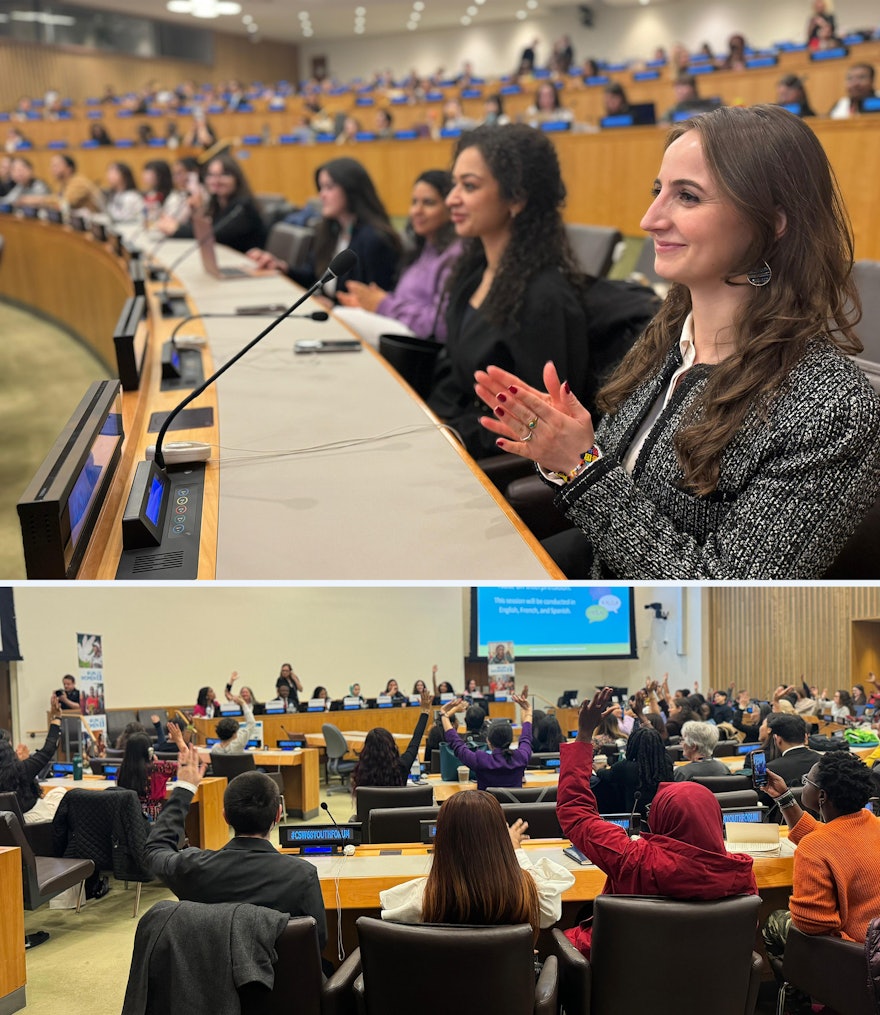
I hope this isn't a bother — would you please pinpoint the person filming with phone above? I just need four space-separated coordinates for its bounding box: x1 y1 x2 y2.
761 752 880 988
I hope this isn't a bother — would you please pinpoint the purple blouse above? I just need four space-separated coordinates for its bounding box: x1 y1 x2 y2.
444 721 533 791
376 239 463 341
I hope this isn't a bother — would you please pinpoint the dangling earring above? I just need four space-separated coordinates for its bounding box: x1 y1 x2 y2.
747 261 772 287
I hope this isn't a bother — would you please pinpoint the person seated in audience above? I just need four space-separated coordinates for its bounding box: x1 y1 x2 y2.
192 686 218 718
721 34 748 71
462 704 489 748
176 152 264 253
375 108 394 138
0 156 12 197
3 157 49 205
116 731 178 821
351 689 433 791
140 158 175 222
412 679 428 696
424 712 448 760
533 714 566 753
248 156 401 298
438 690 532 790
336 115 362 144
673 721 731 780
710 690 735 723
593 721 673 815
793 685 819 716
829 63 878 118
590 705 628 749
224 674 265 715
153 156 199 234
659 72 703 124
807 0 836 48
210 696 257 755
481 94 511 127
310 686 332 709
558 688 757 957
776 74 816 117
525 82 574 126
0 710 65 823
379 790 574 934
440 99 476 134
431 664 455 699
336 169 462 343
274 683 298 713
852 683 868 707
20 153 104 216
476 105 880 579
144 744 327 944
179 114 217 149
759 713 821 797
811 12 843 50
762 752 880 983
603 82 631 118
817 687 853 719
88 122 113 146
427 124 589 459
104 161 145 225
4 127 31 154
383 679 408 705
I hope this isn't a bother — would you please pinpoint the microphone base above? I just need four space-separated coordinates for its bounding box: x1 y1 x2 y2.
159 294 189 319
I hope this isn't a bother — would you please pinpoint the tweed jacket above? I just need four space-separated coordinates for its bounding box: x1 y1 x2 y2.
553 335 880 578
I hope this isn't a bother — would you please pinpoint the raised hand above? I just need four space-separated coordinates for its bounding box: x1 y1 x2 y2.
577 687 614 743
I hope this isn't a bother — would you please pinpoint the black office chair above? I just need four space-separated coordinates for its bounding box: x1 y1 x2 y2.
487 786 557 804
526 753 561 770
712 789 760 810
352 917 558 1015
367 805 440 844
692 775 752 793
712 741 742 757
430 749 441 775
780 923 876 1015
354 785 435 842
0 810 94 917
322 724 357 795
0 791 54 857
51 787 152 917
377 334 443 400
665 744 684 762
499 802 562 838
552 894 762 1015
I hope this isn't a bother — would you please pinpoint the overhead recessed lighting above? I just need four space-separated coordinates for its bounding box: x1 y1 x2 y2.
354 24 365 32
467 5 477 13
298 10 310 19
355 5 366 13
516 9 526 18
526 0 537 7
460 15 471 23
10 10 76 23
413 0 425 8
165 0 242 17
302 26 313 35
247 22 258 31
410 10 420 19
242 13 252 22
407 20 418 29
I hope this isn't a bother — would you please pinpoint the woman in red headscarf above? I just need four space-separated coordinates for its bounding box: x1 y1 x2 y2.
557 687 757 956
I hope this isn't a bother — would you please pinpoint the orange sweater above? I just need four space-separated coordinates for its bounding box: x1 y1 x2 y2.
789 808 880 942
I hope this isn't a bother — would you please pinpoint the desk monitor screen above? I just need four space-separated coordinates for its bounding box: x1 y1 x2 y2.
52 763 74 777
104 765 119 779
278 823 361 850
113 294 149 392
245 739 260 750
17 380 124 579
737 744 756 756
601 813 631 831
205 738 220 747
277 738 305 750
420 820 438 844
721 807 764 826
121 460 170 550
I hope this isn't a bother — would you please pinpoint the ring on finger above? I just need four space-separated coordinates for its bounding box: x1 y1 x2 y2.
527 417 539 430
520 430 534 442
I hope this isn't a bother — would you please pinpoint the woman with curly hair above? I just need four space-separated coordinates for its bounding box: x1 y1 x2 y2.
477 105 880 578
351 689 433 792
116 732 178 821
379 790 574 936
428 123 589 459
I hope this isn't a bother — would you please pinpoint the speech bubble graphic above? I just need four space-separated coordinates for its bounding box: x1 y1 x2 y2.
586 605 608 623
598 595 621 614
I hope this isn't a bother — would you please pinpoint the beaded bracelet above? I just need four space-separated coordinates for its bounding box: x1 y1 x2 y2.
554 445 601 483
777 791 798 810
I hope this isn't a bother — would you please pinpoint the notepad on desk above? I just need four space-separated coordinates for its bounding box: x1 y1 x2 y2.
725 821 781 853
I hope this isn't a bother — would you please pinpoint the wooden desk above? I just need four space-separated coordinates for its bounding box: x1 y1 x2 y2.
40 775 229 850
195 746 321 819
0 847 26 1015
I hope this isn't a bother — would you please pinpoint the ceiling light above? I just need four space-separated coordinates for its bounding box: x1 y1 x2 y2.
165 0 242 17
247 22 258 31
355 5 366 13
11 10 76 23
302 26 313 35
460 15 471 24
298 11 310 19
413 1 425 8
516 9 526 18
354 24 365 32
410 10 420 19
242 13 252 22
467 5 477 14
407 20 418 28
526 0 537 7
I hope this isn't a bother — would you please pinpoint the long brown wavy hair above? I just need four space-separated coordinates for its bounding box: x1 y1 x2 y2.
598 104 862 495
421 790 540 940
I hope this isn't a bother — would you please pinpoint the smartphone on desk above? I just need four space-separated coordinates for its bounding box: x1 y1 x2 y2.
750 749 768 789
563 845 590 865
294 338 361 354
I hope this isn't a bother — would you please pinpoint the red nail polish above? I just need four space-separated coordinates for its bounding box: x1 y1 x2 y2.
496 392 507 403
508 385 518 394
563 381 570 394
494 406 505 417
496 439 504 448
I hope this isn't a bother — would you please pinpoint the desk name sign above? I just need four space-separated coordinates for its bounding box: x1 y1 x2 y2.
278 824 361 854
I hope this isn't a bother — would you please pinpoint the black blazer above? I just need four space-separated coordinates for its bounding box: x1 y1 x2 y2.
289 220 400 294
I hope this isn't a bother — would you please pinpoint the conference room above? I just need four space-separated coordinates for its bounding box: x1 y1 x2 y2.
2 0 880 580
2 582 879 1014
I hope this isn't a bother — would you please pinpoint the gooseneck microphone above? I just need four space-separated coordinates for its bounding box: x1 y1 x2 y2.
153 247 358 468
628 790 642 839
158 204 245 309
169 309 329 349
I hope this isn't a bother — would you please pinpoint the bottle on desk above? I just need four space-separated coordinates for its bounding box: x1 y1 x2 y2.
73 752 83 781
410 759 421 784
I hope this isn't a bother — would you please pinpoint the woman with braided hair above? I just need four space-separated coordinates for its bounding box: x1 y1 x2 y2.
594 722 673 817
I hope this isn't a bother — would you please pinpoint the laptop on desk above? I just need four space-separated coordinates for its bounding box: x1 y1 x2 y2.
191 213 261 280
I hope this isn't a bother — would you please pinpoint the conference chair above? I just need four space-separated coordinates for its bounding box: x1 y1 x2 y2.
552 894 763 1015
264 221 314 269
0 810 94 929
430 748 441 775
712 789 760 810
630 236 666 290
487 785 558 804
105 708 139 746
0 791 54 856
692 775 753 794
322 723 357 795
712 741 742 757
125 904 358 1015
367 805 439 844
51 788 152 917
377 333 444 400
352 917 558 1015
565 224 623 278
779 923 876 1015
500 802 563 838
527 752 561 770
209 752 287 817
665 744 684 762
354 785 434 841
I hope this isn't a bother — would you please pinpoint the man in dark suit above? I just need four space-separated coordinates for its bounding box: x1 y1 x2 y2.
144 744 327 947
757 714 821 813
